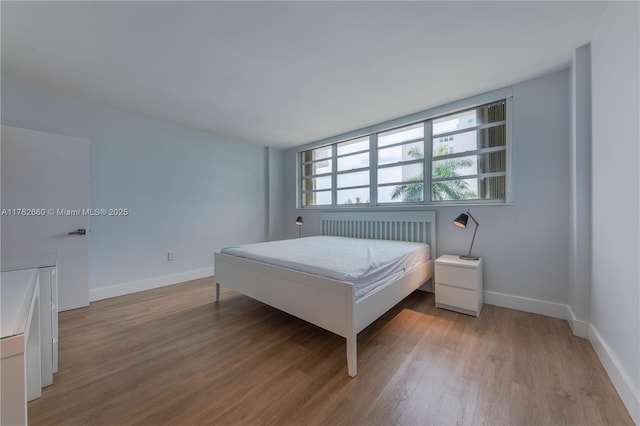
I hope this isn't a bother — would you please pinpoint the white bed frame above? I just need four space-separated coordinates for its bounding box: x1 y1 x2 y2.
214 211 436 377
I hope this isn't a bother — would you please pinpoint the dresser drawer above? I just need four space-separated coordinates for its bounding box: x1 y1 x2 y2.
436 264 478 290
435 283 478 313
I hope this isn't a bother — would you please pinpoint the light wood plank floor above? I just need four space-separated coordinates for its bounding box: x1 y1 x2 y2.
29 277 632 426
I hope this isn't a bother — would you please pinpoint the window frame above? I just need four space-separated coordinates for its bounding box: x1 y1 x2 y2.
297 92 513 209
376 122 427 205
429 100 510 204
335 136 371 206
300 146 334 207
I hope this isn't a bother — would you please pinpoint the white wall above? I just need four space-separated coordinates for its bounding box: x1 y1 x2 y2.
283 70 572 317
1 78 268 299
590 2 640 423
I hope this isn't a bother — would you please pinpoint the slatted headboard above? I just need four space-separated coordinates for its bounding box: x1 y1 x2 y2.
321 211 436 258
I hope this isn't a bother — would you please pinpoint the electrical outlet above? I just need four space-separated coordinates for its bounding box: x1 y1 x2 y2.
167 251 175 261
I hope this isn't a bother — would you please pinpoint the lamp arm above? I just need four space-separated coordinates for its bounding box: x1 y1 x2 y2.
466 209 479 226
467 221 479 259
465 209 479 259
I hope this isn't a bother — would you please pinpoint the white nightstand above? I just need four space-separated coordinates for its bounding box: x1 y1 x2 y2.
435 255 483 317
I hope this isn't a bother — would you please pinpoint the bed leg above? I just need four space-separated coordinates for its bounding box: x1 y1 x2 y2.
347 335 357 378
215 283 220 303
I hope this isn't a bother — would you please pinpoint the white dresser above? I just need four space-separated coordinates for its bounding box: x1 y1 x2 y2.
435 254 483 317
2 253 58 382
1 268 41 425
1 253 58 425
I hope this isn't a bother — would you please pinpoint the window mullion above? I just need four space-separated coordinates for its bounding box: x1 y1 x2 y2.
425 120 433 204
335 184 370 191
305 172 332 179
336 166 370 175
331 144 337 206
336 148 369 159
506 97 513 203
431 145 506 162
378 180 422 188
369 134 378 206
377 158 424 169
298 151 303 208
302 157 332 167
377 136 424 150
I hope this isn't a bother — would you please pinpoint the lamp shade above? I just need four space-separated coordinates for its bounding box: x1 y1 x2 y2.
295 216 303 225
453 213 469 228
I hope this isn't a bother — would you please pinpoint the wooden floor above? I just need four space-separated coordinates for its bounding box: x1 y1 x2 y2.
29 277 632 426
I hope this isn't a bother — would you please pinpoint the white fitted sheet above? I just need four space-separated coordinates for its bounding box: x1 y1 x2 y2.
221 236 430 300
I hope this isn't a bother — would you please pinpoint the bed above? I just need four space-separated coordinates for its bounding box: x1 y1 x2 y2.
213 211 436 377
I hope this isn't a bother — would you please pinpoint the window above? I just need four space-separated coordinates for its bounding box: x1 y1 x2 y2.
377 123 424 203
299 98 510 207
301 146 333 206
336 137 370 205
431 101 507 201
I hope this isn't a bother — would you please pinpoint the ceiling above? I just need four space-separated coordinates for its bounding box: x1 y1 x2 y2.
1 1 606 148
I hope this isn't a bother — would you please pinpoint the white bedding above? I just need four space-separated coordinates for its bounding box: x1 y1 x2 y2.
221 236 430 300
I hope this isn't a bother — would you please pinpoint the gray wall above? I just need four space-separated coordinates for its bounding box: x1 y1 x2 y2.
1 78 268 296
591 1 640 421
283 69 571 310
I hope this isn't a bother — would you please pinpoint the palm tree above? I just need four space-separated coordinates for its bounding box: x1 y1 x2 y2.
390 146 477 202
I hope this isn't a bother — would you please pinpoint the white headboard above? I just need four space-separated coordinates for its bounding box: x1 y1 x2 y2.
321 211 436 258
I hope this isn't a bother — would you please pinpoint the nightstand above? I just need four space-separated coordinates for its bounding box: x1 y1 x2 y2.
435 254 483 317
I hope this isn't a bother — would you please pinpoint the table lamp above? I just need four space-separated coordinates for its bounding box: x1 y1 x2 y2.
453 209 479 260
295 216 303 238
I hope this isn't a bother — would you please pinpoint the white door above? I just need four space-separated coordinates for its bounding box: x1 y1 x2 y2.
1 126 90 311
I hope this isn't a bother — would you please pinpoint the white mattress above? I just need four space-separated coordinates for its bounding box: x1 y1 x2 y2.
221 236 430 300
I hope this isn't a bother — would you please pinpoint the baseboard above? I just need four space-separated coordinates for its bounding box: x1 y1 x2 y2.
483 290 570 320
90 267 214 302
588 324 640 425
483 291 593 337
566 305 590 338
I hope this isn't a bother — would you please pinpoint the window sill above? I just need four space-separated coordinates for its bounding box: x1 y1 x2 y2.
297 202 514 212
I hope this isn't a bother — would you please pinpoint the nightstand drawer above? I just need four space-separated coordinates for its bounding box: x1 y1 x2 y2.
435 283 477 312
436 264 478 290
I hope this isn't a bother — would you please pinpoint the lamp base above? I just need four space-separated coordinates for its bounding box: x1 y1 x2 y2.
459 255 479 261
